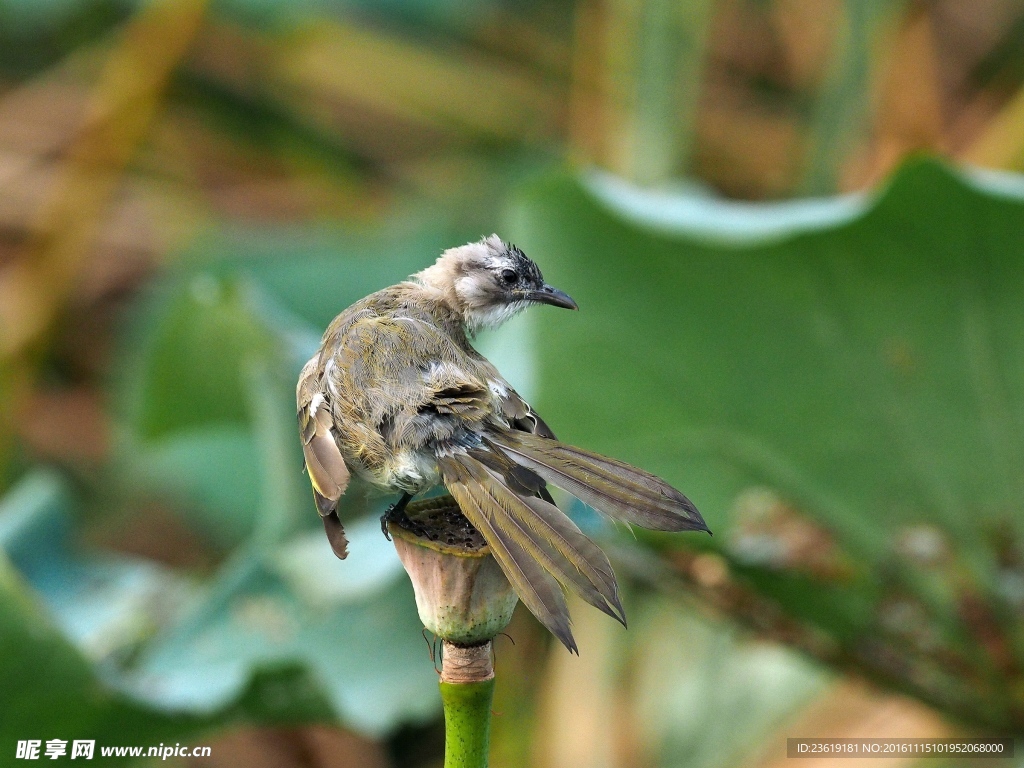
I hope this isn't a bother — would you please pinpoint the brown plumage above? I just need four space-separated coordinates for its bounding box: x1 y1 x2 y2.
297 235 708 651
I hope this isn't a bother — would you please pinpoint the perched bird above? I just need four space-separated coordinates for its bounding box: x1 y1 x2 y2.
297 235 709 651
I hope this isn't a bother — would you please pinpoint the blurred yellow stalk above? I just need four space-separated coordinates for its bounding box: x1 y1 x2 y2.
961 86 1024 172
270 20 561 145
0 0 207 468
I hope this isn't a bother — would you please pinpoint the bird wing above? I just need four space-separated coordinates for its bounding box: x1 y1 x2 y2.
471 362 558 505
472 358 707 533
490 430 709 533
322 311 495 452
297 353 351 559
474 358 558 439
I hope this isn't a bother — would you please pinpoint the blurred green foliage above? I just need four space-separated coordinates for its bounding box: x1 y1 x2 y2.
4 0 1024 763
0 472 205 747
5 156 1023 761
511 157 1024 730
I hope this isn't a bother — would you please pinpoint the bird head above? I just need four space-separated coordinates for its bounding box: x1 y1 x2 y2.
415 235 577 332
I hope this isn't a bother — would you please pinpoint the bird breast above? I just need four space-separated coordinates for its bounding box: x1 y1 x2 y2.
365 447 441 495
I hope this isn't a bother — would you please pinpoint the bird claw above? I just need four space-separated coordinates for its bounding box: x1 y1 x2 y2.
379 493 413 541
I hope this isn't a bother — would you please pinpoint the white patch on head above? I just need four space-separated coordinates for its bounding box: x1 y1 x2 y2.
452 273 492 308
481 233 505 252
413 235 530 332
415 240 495 291
479 252 511 271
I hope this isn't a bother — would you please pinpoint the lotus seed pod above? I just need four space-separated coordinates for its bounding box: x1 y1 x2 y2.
388 495 519 647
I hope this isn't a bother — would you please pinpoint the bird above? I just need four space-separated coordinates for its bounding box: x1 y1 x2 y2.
297 234 709 652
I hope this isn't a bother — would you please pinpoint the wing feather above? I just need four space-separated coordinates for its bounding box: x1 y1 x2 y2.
297 354 351 558
494 432 708 533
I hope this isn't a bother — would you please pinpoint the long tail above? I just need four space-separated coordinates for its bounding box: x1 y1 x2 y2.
492 431 709 533
436 452 625 653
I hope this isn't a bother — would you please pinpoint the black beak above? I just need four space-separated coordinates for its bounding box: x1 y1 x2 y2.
528 284 578 310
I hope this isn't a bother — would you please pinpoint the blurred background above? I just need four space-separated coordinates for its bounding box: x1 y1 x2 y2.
2 0 1024 765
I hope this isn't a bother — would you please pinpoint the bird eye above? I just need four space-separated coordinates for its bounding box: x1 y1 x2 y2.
500 269 518 285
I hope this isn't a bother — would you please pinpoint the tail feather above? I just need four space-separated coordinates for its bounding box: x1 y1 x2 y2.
467 443 546 498
437 455 577 653
462 442 624 623
515 493 622 618
495 432 709 533
438 452 630 651
473 464 625 625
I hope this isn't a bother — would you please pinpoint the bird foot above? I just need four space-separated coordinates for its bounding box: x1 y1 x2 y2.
380 493 413 541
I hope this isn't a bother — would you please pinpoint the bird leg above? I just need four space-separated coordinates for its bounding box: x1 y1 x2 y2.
381 492 414 540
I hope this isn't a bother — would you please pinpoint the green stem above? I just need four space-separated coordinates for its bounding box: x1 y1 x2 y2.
440 678 495 768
